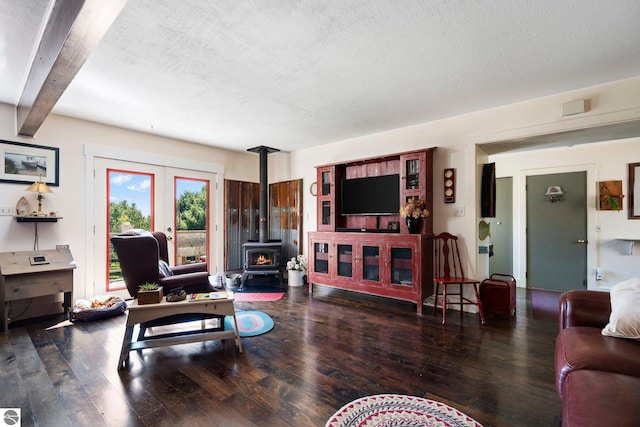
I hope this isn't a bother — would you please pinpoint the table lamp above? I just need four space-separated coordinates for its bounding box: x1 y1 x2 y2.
25 175 53 216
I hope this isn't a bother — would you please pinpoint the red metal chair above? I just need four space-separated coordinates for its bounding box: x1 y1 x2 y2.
433 232 486 325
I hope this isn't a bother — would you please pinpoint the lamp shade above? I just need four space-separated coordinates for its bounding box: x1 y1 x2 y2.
25 179 53 194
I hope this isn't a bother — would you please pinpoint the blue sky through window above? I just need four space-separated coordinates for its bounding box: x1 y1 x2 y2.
109 172 206 217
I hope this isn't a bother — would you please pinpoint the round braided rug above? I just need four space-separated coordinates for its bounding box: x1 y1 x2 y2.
325 394 482 427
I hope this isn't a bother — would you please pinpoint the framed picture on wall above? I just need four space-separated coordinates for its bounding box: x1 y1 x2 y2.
598 180 624 211
629 162 640 219
0 140 59 186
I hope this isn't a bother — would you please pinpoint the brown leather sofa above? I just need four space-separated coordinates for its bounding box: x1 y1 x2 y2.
555 290 640 426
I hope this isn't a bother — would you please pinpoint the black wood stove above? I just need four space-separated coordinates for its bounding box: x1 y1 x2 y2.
241 146 283 287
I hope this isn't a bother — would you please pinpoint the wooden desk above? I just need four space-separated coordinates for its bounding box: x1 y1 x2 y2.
118 293 242 370
0 248 75 332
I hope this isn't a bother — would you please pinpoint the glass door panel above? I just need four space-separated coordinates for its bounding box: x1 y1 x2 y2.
313 242 330 274
321 201 331 225
337 244 353 277
405 158 420 190
321 170 332 195
106 168 155 292
174 177 209 266
390 247 413 286
362 245 380 282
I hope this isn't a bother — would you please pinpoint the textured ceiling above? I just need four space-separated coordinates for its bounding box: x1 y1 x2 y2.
1 0 640 152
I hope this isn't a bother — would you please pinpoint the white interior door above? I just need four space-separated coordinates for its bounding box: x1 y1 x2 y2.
93 158 217 297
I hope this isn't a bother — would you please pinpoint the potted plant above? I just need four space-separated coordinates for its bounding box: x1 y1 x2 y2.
137 282 163 304
400 198 430 234
286 255 307 287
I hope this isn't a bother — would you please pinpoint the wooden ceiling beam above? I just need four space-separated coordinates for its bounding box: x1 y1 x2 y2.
17 0 127 137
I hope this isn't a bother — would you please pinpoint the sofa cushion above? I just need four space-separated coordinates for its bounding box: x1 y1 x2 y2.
555 326 640 396
562 370 640 427
602 277 640 339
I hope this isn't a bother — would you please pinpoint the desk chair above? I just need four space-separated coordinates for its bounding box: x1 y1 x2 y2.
433 232 486 325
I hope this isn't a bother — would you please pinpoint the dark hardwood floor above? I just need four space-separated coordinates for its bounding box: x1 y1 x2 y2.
0 285 561 427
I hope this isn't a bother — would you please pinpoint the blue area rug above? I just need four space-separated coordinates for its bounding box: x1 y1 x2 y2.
225 311 274 337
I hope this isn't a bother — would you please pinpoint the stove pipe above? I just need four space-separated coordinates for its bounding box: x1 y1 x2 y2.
247 146 280 243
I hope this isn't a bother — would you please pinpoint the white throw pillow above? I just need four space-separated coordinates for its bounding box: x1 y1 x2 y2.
602 277 640 339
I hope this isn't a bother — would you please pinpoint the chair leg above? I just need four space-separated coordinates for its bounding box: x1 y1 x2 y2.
459 284 464 320
473 284 487 325
433 283 440 315
441 285 447 325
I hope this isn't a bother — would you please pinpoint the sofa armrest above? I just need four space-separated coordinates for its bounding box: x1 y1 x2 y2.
559 290 611 329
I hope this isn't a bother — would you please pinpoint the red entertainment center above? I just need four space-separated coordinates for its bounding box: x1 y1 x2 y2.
308 147 435 314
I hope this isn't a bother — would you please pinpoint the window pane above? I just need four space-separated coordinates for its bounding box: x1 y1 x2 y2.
175 177 208 266
107 170 153 290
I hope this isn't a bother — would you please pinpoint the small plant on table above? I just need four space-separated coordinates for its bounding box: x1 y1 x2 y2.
137 282 163 304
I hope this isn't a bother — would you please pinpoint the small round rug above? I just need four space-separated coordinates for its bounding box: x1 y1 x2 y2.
225 311 274 337
325 394 482 427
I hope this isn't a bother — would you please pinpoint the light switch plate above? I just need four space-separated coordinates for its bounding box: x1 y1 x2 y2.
0 204 14 216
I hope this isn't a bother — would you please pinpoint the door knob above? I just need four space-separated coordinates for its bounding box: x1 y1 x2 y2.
577 239 587 244
167 235 173 241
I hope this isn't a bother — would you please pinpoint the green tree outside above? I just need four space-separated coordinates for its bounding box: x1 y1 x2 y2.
109 200 151 232
176 186 207 230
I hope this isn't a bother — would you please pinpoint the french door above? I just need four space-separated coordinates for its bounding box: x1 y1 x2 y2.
93 158 218 296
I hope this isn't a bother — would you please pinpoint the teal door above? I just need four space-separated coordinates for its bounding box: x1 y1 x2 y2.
490 177 513 276
526 172 587 291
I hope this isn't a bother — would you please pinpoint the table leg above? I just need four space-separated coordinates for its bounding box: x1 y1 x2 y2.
1 302 8 333
63 291 73 315
118 325 134 370
231 314 243 353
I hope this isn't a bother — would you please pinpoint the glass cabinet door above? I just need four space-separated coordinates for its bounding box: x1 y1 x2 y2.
313 241 330 274
337 244 353 277
321 170 332 196
390 246 413 287
362 245 381 282
321 201 332 226
405 158 420 190
317 166 338 231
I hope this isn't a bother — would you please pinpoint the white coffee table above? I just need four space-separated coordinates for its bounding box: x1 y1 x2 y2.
118 292 242 370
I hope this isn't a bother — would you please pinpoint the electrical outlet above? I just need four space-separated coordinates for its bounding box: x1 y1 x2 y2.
595 268 603 281
0 204 14 216
454 207 465 217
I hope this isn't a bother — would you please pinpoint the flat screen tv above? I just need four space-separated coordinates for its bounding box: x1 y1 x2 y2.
341 174 400 215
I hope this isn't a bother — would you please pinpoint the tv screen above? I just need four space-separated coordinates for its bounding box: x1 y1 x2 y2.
341 174 400 215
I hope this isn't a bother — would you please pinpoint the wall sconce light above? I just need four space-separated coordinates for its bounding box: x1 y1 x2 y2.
545 185 564 202
25 174 53 216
